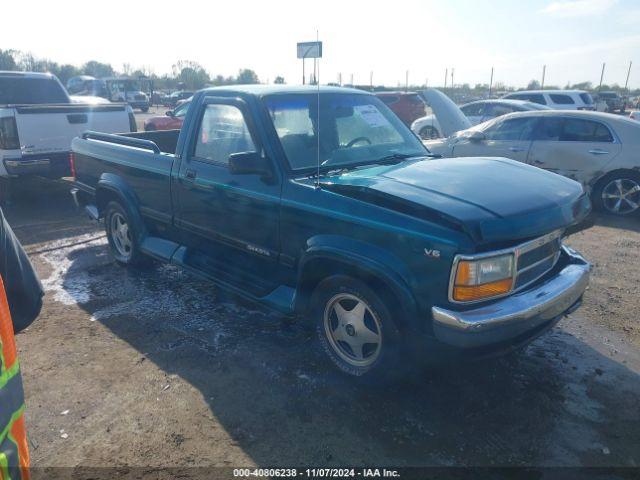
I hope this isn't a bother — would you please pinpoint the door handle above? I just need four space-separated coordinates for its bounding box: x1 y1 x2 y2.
184 169 197 180
509 147 525 152
588 149 609 155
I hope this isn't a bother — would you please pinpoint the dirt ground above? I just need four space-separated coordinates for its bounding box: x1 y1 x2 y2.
3 178 640 475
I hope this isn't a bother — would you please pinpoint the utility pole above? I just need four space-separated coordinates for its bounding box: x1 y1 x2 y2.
599 63 606 90
451 68 454 89
489 67 494 97
444 68 448 89
541 65 546 89
313 58 317 85
405 70 409 91
338 72 342 86
625 61 632 92
350 73 353 86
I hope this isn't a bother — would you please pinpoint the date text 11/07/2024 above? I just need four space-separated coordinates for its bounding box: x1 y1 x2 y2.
233 468 400 478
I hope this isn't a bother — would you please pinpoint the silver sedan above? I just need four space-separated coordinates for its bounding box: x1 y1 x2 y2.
426 110 640 215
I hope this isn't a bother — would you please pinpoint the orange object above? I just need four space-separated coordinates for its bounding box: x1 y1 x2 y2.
0 275 30 480
453 278 513 302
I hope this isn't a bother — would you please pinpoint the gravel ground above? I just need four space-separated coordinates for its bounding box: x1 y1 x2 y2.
4 178 640 475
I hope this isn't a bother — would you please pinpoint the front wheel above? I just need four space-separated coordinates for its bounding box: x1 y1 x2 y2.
593 172 640 216
311 275 402 378
418 125 441 140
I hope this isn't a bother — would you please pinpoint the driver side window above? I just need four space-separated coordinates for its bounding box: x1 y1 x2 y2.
484 117 537 141
194 104 256 165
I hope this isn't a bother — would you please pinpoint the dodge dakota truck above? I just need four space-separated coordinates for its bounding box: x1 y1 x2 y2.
70 85 591 378
0 71 136 181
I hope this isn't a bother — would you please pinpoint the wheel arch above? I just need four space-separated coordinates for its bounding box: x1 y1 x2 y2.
295 239 418 331
96 173 147 242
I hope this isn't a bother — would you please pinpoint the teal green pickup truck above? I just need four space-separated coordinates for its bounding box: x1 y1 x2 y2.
70 86 591 378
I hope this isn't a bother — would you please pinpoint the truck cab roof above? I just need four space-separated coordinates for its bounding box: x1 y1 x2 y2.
196 84 370 98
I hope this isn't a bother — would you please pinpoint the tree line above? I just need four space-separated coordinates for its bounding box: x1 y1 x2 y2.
0 49 280 90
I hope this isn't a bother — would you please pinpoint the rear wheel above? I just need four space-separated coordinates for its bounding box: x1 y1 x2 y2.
104 201 149 266
593 172 640 216
419 125 441 140
311 275 403 378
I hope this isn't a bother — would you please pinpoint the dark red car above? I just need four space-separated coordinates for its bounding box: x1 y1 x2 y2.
143 101 190 131
375 92 426 125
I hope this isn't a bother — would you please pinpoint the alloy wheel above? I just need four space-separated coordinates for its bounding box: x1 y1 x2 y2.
323 293 382 368
602 178 640 215
110 212 133 258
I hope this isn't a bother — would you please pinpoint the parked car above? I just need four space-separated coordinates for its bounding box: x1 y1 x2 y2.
67 75 98 94
70 85 590 378
163 90 194 107
103 77 150 112
175 96 193 108
426 110 640 216
374 91 426 125
629 111 640 121
69 95 111 105
411 99 550 140
144 101 190 131
595 91 625 114
502 90 595 111
0 71 135 180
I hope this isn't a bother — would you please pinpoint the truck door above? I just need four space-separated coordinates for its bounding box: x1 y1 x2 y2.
174 97 282 296
527 117 621 186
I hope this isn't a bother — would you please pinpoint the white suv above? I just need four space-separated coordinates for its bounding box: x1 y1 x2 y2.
503 90 595 111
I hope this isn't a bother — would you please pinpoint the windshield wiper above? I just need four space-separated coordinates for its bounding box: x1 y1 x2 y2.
374 153 419 164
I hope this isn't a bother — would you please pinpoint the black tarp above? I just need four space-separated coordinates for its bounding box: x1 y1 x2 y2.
0 208 43 333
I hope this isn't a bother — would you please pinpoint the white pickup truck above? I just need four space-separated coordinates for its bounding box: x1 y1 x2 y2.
0 71 135 180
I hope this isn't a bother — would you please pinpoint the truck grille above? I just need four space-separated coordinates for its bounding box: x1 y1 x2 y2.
514 231 562 290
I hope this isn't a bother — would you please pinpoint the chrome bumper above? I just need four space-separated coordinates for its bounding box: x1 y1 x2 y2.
431 246 590 348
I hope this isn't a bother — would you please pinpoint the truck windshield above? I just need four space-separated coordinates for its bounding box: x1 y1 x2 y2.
0 77 69 104
263 93 427 171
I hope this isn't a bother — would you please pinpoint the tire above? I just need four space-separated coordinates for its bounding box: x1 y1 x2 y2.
104 201 150 266
592 171 640 216
418 125 441 140
310 275 403 378
141 107 149 113
144 124 156 132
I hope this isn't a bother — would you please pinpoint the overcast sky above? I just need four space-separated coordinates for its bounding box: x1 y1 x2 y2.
2 0 638 88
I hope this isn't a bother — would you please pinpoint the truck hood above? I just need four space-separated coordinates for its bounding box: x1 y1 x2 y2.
419 89 471 137
319 157 590 244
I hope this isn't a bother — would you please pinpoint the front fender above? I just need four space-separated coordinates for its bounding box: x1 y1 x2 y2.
297 235 418 327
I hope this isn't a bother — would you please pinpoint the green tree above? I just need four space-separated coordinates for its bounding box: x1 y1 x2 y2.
0 49 17 70
172 60 210 90
82 60 114 78
527 79 541 90
274 76 285 84
236 68 259 84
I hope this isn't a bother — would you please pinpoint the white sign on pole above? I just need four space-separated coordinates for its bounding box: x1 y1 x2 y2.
297 41 323 59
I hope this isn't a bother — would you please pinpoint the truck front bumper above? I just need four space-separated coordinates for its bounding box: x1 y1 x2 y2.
431 246 590 349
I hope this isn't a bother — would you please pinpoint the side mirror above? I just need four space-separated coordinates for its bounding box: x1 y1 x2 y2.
166 110 174 117
467 130 486 142
228 151 272 178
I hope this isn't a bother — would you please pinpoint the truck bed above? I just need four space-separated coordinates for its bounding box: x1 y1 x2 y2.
124 129 180 155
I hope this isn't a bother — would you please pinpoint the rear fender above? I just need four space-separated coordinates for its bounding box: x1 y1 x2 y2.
95 173 147 242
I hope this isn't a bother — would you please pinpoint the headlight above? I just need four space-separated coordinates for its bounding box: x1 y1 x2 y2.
452 253 514 302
